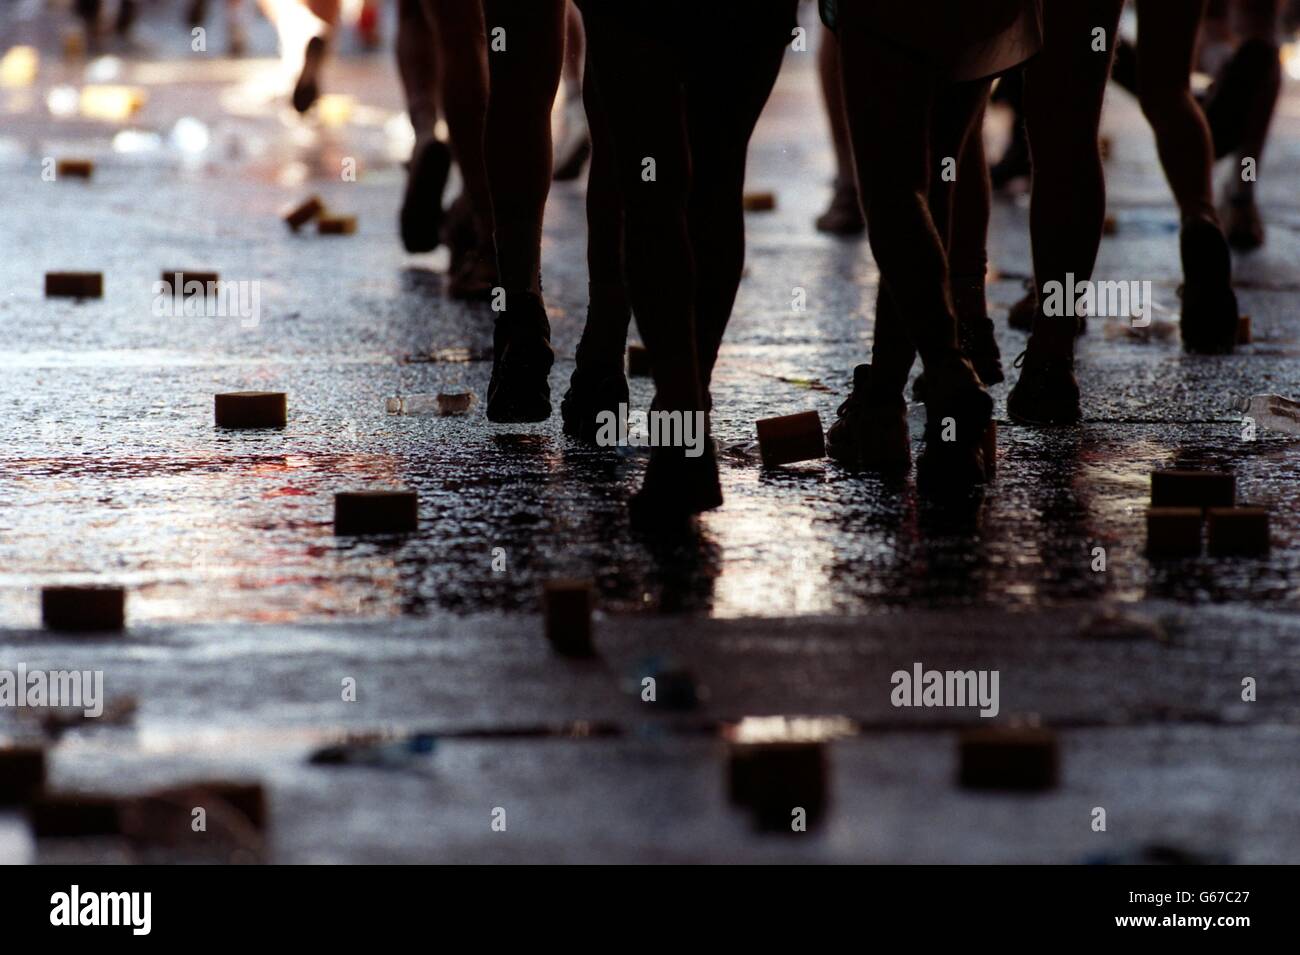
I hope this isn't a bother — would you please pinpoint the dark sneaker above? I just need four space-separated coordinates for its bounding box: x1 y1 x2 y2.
487 292 555 423
1010 280 1087 337
561 364 629 442
1179 216 1238 355
828 364 911 474
1006 349 1082 425
814 180 865 236
629 440 722 530
914 313 1004 401
1007 280 1036 331
400 138 452 254
448 243 497 301
917 380 994 494
292 35 326 114
954 278 1004 387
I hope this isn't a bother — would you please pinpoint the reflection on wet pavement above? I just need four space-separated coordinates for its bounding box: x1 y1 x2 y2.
0 11 1298 631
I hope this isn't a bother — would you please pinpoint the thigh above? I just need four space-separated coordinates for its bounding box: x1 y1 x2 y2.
837 20 935 196
481 0 565 96
684 0 795 161
932 79 992 164
1025 0 1123 118
426 0 484 41
1136 0 1207 96
581 3 690 202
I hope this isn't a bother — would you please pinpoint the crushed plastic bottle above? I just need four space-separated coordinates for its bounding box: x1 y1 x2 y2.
386 392 477 416
1233 394 1300 436
386 394 437 416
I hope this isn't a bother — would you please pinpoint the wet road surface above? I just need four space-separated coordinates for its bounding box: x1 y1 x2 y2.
0 5 1298 862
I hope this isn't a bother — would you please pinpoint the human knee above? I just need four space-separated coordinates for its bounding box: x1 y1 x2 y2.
1137 81 1193 131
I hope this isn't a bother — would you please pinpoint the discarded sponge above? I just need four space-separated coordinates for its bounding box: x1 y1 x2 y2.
28 793 123 837
543 579 594 658
0 745 46 806
282 195 324 231
55 158 94 179
1206 506 1270 556
958 727 1058 791
756 411 826 467
1150 469 1235 509
41 585 126 632
626 344 652 378
214 392 286 429
161 270 219 295
728 740 828 830
317 214 357 235
45 272 102 298
743 191 776 212
1146 507 1203 558
333 490 419 535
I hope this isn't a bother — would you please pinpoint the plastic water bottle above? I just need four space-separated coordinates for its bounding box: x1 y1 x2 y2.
386 393 476 416
386 394 438 416
1234 394 1300 436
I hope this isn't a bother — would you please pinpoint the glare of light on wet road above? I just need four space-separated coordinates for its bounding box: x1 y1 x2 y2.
708 502 832 617
46 85 78 118
170 116 210 154
316 94 355 128
79 85 147 122
0 46 38 88
726 715 855 744
1284 43 1300 81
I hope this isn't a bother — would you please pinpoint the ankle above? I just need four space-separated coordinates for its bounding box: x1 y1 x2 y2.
951 271 989 326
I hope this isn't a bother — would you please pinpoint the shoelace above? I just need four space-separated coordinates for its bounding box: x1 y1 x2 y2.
1012 349 1075 374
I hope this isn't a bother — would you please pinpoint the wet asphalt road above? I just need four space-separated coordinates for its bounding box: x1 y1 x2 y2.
0 4 1299 862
